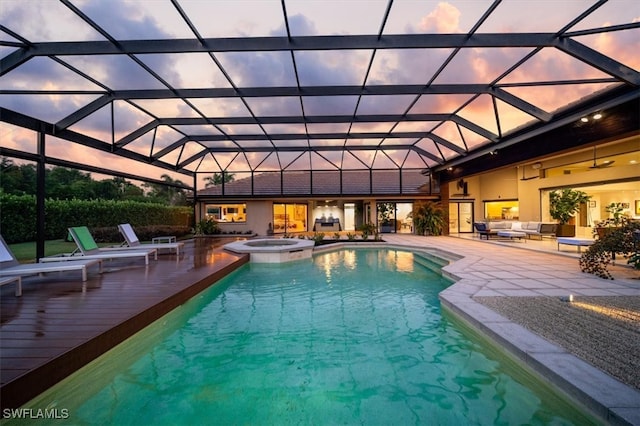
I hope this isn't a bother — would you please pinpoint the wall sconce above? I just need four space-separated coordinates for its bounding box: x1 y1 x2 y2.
532 162 542 169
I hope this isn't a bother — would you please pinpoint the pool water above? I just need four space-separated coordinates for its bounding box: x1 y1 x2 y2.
25 248 598 425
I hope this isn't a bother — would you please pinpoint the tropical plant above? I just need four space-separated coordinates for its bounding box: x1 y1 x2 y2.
410 201 446 236
312 232 325 244
346 232 357 241
579 219 640 279
143 174 189 206
359 223 376 240
204 172 235 188
549 189 591 225
377 202 395 233
195 217 220 235
603 202 626 226
593 204 628 239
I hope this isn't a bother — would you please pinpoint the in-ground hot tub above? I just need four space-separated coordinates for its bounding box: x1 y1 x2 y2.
224 238 315 263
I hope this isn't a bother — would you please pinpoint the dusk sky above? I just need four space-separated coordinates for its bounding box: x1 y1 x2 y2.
1 0 638 188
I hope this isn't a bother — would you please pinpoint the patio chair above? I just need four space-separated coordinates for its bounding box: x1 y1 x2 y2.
39 226 157 266
118 223 184 255
0 235 102 291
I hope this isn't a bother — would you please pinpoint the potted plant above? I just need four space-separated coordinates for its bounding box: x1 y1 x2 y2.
409 201 446 236
378 202 395 233
549 189 591 237
594 202 626 239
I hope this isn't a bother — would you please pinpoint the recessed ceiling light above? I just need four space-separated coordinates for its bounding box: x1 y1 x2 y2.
580 117 589 123
593 113 602 120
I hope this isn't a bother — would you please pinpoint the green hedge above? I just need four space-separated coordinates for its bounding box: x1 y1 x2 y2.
1 194 193 243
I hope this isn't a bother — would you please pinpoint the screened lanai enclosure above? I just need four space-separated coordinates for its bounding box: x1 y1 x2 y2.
1 0 639 196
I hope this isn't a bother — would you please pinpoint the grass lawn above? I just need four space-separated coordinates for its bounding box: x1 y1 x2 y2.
8 240 114 263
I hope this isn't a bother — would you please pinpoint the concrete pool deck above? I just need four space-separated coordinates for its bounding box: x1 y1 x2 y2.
1 234 638 424
382 234 640 426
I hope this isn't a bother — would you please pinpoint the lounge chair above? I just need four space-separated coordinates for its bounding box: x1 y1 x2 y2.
118 224 184 255
39 226 157 265
0 235 102 291
0 276 22 297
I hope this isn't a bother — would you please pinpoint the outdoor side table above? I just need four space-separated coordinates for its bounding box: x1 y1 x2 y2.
152 236 176 244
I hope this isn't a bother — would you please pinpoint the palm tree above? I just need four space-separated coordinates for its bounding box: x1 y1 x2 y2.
144 174 188 205
204 172 235 188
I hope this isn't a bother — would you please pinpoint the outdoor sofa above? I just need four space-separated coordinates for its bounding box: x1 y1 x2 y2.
473 221 557 240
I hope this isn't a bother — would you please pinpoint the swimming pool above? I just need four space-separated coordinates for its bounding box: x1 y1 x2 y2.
22 248 597 425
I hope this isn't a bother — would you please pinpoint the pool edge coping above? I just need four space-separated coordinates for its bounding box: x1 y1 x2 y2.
435 254 640 426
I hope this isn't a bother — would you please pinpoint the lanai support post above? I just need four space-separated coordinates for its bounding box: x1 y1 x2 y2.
36 131 46 261
192 173 198 228
439 174 450 237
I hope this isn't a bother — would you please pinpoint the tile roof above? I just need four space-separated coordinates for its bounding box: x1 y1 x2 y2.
197 170 432 197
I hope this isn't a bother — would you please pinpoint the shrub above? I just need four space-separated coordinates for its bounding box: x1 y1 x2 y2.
195 217 220 235
359 223 376 240
579 219 640 279
0 194 193 243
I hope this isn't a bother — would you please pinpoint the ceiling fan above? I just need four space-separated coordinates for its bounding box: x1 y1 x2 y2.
589 146 615 169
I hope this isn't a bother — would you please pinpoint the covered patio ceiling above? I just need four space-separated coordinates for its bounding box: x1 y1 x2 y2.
1 0 639 189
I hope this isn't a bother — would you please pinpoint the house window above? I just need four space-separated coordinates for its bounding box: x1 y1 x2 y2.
273 203 307 233
205 203 247 222
484 200 519 220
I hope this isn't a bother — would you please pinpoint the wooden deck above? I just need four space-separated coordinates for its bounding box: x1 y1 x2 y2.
0 237 249 409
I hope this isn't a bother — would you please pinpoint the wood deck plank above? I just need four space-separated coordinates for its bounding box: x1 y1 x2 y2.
0 238 248 409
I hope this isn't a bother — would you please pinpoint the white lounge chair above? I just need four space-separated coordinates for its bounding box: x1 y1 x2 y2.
39 226 157 266
0 235 102 291
0 276 22 297
118 223 184 255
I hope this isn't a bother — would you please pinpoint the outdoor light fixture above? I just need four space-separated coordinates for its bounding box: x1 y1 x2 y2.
579 112 604 123
560 294 574 303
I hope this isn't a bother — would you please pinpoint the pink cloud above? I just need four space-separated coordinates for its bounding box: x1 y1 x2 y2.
582 29 640 72
418 2 462 33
